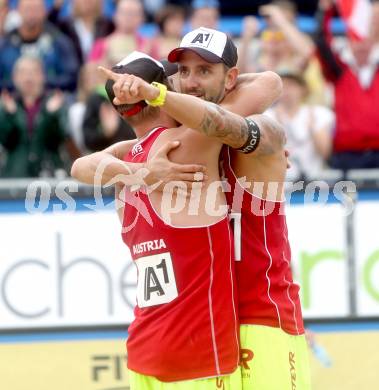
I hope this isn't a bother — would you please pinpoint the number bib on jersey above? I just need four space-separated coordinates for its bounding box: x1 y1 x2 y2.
135 252 178 308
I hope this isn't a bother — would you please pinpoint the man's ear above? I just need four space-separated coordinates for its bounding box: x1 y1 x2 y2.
225 66 239 91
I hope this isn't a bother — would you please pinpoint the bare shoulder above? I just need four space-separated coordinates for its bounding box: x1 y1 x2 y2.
151 125 222 166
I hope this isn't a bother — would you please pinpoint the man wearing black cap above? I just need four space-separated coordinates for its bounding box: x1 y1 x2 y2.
73 50 265 389
71 52 205 188
166 27 311 390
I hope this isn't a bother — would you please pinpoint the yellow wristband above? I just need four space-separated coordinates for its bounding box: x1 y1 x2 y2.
145 82 167 107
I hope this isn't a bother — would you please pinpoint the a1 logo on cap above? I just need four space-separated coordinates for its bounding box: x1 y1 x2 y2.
190 31 214 48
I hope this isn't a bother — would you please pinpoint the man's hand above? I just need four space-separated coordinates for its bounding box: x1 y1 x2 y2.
318 0 334 11
259 4 288 28
241 16 260 40
100 102 120 137
1 90 17 113
98 66 159 105
46 90 64 113
145 141 207 188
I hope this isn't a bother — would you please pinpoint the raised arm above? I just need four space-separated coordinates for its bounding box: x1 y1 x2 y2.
100 67 285 156
259 4 315 70
161 87 286 156
222 71 283 116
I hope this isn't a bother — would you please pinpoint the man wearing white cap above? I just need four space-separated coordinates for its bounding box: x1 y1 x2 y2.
167 27 312 390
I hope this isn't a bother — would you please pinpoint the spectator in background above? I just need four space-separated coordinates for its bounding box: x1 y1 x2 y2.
143 0 166 19
0 0 21 36
68 62 100 153
48 0 114 65
266 72 334 180
0 0 8 36
0 0 79 91
238 1 328 104
89 0 152 64
0 56 72 178
238 1 313 73
82 82 136 153
190 0 220 30
150 4 186 59
370 0 379 43
314 0 379 169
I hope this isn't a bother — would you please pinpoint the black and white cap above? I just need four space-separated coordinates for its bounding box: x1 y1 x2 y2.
109 51 177 84
105 51 178 117
168 27 238 68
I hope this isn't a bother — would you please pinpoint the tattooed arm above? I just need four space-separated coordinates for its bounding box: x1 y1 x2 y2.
99 68 285 156
162 91 285 155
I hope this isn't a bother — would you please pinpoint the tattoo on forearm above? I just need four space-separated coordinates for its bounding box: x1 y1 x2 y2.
199 103 249 148
198 103 286 155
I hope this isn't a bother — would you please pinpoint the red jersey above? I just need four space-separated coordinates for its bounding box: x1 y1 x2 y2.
222 147 304 335
121 127 239 382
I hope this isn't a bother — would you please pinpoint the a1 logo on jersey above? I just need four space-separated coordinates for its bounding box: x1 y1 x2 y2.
190 32 214 48
135 252 178 308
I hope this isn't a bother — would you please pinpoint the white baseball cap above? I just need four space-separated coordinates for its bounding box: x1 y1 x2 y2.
168 27 238 68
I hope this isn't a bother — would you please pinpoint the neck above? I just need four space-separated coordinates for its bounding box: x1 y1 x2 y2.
79 14 96 27
133 114 176 139
23 94 39 107
19 25 43 40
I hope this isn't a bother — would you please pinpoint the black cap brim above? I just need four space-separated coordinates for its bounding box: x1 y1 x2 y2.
105 57 166 116
160 59 178 76
168 47 223 64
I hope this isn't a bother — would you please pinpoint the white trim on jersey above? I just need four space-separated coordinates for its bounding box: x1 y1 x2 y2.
206 227 221 375
262 205 283 329
282 249 301 335
283 219 301 335
226 220 241 366
225 146 301 333
130 126 165 161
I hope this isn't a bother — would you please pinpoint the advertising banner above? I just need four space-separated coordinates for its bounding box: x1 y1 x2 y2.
0 335 130 390
1 325 379 390
1 197 378 329
354 201 379 316
0 210 136 329
287 203 349 318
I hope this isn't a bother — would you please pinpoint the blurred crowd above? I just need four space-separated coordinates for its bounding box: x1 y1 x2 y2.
0 0 378 180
